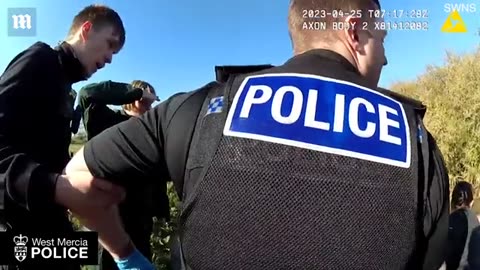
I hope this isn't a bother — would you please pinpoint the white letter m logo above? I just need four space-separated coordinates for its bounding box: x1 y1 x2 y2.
12 14 32 29
8 8 36 36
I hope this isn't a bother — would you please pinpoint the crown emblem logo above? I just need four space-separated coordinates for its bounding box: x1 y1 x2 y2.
13 235 28 246
13 234 28 262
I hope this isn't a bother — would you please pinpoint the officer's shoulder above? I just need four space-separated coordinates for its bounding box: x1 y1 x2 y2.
156 81 220 121
168 81 219 103
377 87 426 117
159 64 275 117
215 65 275 82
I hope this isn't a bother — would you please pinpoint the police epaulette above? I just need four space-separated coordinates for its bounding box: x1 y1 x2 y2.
377 87 426 118
215 65 274 83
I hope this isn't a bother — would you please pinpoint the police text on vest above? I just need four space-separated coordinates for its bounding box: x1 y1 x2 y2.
223 74 411 167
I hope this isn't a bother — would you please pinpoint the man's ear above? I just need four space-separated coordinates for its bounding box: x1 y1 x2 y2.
344 16 362 50
134 100 142 110
80 21 93 42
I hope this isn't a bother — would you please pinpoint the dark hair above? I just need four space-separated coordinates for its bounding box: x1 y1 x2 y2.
68 4 125 50
452 181 474 209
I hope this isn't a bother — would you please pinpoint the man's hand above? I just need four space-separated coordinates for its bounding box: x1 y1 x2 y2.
54 173 125 217
61 146 139 262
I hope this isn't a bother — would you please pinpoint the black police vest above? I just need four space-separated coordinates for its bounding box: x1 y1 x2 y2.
169 64 446 270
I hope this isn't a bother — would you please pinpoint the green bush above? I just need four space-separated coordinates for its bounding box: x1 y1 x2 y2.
391 48 480 212
150 183 180 270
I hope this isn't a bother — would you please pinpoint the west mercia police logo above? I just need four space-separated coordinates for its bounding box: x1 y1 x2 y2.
14 234 28 262
11 234 91 262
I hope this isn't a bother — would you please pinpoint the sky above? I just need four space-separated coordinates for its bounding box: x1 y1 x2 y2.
1 0 480 103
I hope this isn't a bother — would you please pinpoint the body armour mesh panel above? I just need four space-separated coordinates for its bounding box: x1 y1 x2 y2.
182 136 417 270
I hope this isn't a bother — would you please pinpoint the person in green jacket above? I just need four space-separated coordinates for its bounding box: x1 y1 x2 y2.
79 80 159 140
78 80 169 270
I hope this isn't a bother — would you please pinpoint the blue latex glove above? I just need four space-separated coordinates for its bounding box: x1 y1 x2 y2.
115 248 156 270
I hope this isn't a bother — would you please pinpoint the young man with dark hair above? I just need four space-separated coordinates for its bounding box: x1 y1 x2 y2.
0 4 126 270
59 0 448 269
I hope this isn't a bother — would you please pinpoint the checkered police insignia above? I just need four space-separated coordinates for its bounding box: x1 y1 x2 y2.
206 96 223 115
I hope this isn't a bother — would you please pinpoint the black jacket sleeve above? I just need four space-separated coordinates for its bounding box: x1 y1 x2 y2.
83 100 170 185
78 81 144 140
445 210 468 270
421 132 450 270
382 90 450 270
79 81 143 107
0 47 59 213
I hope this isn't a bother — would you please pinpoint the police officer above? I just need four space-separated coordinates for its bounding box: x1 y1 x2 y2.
59 0 449 269
0 4 126 270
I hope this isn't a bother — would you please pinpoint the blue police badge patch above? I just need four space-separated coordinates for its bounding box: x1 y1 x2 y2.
223 73 411 168
206 96 224 115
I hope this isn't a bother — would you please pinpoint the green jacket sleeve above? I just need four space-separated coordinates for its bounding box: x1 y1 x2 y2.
78 80 143 107
78 81 143 140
